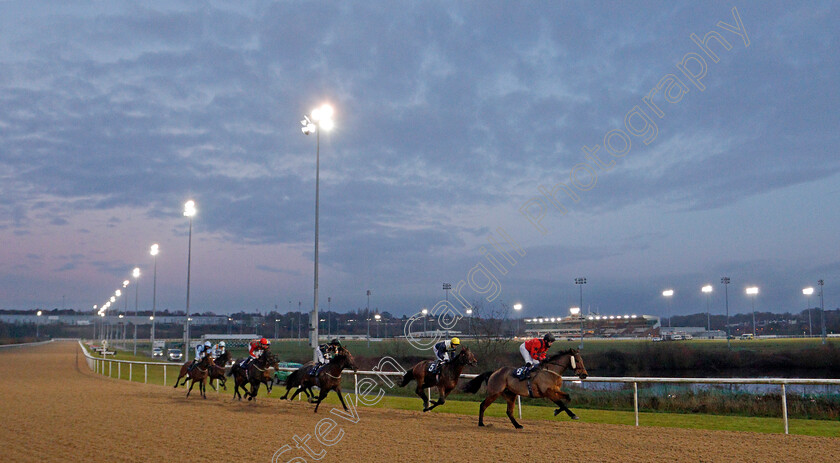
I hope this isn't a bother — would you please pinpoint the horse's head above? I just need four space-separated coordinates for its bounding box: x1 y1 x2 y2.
568 349 588 379
457 347 478 366
336 347 358 372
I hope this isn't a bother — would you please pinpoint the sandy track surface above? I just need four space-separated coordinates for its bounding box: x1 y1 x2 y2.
0 341 838 462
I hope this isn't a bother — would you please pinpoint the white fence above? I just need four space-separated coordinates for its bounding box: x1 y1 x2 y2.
76 341 840 435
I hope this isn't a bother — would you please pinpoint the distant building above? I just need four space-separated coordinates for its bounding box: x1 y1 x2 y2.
524 313 660 339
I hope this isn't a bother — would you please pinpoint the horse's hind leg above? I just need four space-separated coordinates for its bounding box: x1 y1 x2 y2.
186 380 195 398
416 385 431 411
478 390 503 427
503 391 523 429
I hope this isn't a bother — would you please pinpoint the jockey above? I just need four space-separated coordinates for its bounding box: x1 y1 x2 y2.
432 337 460 372
312 339 341 375
241 337 269 369
520 333 555 373
189 341 213 372
213 341 226 358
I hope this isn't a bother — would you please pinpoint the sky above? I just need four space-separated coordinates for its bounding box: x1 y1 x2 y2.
0 1 838 320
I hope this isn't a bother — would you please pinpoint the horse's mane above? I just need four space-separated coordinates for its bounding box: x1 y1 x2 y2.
546 348 578 363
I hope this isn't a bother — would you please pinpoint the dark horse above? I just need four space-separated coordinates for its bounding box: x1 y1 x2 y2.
227 350 278 402
173 354 215 399
279 361 316 401
208 351 231 391
400 347 477 411
287 347 357 413
462 349 588 429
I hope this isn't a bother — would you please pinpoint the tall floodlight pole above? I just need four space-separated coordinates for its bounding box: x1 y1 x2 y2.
327 296 331 338
818 279 826 345
298 301 302 345
443 283 451 302
702 285 713 332
722 277 731 349
150 244 159 348
133 268 140 354
746 287 759 338
36 310 42 338
301 103 334 362
575 277 587 314
803 287 814 337
513 303 523 338
122 280 129 342
662 290 674 330
183 200 196 353
421 308 429 335
366 290 372 348
466 308 473 336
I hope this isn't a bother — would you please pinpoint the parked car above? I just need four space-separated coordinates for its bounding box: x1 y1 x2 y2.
273 362 303 384
152 347 164 358
167 349 183 362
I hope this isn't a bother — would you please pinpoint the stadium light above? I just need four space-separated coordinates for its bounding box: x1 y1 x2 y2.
662 289 674 328
803 287 814 337
302 103 335 362
746 287 759 338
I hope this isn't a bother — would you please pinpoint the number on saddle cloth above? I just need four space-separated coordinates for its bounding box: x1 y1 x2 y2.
514 366 530 380
427 361 438 373
309 363 324 376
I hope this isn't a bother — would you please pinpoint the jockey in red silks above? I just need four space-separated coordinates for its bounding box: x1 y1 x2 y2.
520 333 555 374
241 337 269 369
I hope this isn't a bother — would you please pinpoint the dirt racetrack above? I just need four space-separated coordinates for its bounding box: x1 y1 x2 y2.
1 341 838 463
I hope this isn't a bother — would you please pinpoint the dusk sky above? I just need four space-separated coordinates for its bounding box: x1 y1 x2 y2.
1 1 837 321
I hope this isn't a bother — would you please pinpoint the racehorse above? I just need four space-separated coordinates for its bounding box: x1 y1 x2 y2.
173 354 215 399
279 361 316 401
288 347 357 413
227 350 277 402
208 351 231 391
400 347 477 412
462 349 588 428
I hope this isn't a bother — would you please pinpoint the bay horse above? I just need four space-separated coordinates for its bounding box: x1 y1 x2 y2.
462 349 588 428
279 361 316 401
227 350 277 402
288 347 357 413
208 351 231 391
173 354 214 399
400 347 477 411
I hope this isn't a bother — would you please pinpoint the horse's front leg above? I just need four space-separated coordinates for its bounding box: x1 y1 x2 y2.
335 388 349 411
551 391 578 419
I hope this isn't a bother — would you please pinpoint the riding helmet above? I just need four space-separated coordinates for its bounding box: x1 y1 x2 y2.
450 337 461 346
330 339 341 346
543 333 556 343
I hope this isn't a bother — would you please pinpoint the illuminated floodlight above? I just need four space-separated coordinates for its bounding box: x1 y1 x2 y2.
150 244 159 256
702 285 713 294
803 287 814 296
569 307 581 316
662 289 674 297
133 267 141 278
746 287 759 295
513 303 523 311
183 200 196 218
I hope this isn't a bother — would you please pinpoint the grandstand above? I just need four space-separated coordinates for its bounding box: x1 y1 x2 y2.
524 313 660 339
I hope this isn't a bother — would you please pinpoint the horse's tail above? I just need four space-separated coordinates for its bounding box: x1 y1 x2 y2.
399 369 415 387
226 364 236 377
462 371 493 393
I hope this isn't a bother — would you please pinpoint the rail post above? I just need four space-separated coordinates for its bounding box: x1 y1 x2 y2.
144 364 148 384
130 363 133 382
354 373 359 407
108 360 112 377
517 395 522 419
781 384 789 435
634 382 639 427
118 362 121 379
163 365 167 386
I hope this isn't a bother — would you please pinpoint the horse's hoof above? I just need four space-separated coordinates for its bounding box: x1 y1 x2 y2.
570 415 580 420
478 423 485 427
554 409 561 416
514 425 524 429
423 408 429 412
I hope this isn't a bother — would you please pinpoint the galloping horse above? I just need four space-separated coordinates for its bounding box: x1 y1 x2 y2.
279 362 316 401
462 349 588 428
227 350 277 402
288 347 357 413
208 350 231 391
173 354 215 399
400 347 477 411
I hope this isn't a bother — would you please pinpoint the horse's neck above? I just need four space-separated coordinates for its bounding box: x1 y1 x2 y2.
544 356 569 373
